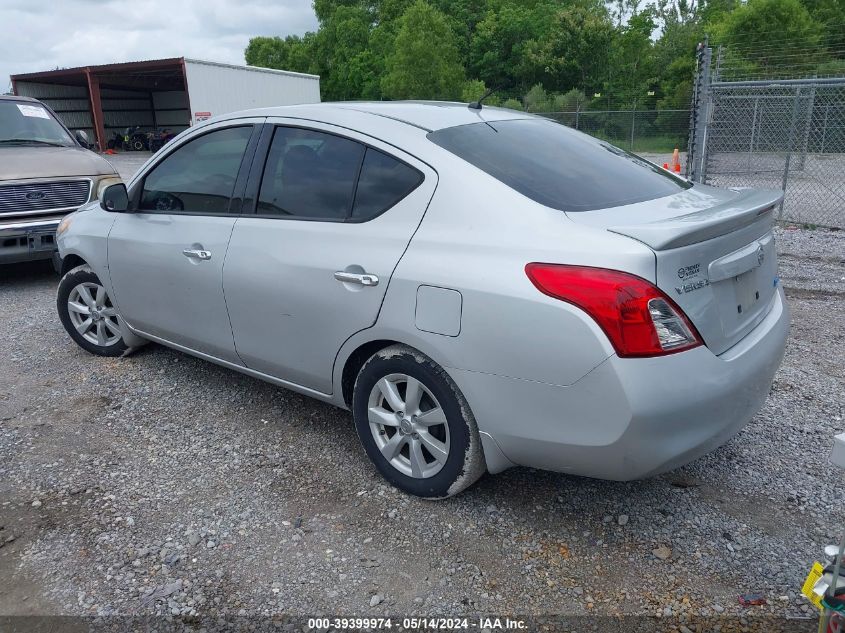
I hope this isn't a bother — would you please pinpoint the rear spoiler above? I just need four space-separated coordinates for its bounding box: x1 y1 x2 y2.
608 189 783 250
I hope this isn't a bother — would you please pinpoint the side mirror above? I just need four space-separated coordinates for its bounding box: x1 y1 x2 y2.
74 130 90 148
100 183 129 212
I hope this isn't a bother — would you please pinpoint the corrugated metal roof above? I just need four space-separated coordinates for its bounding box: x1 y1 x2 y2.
12 57 318 82
11 58 184 81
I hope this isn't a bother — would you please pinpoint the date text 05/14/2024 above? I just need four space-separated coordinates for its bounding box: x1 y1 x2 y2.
306 617 528 630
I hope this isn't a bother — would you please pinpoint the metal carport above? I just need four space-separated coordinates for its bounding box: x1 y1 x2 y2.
11 58 320 152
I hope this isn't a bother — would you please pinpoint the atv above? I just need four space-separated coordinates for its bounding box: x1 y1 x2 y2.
106 126 148 151
147 128 176 153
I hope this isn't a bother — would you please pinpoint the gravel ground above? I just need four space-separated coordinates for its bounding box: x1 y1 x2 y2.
0 225 843 628
101 152 151 182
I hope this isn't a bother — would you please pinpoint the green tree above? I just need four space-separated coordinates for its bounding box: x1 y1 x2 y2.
604 9 658 108
246 0 836 118
800 0 845 49
523 83 552 112
433 0 492 67
245 34 318 76
311 5 375 100
710 0 825 78
461 78 487 102
382 1 466 100
469 3 554 93
313 0 372 23
553 88 589 112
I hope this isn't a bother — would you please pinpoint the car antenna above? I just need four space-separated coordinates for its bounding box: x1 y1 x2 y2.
468 86 498 111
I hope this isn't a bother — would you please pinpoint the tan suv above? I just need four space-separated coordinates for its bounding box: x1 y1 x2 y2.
0 95 119 267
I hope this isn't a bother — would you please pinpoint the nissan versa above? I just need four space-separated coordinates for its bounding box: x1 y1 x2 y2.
54 102 789 498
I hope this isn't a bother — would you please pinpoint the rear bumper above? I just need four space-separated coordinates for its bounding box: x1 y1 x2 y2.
0 217 61 264
452 286 790 480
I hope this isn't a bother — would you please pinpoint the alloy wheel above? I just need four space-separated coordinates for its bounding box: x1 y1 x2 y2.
367 373 451 479
67 282 122 347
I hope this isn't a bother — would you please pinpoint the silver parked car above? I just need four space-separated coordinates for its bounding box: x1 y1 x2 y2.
55 102 789 498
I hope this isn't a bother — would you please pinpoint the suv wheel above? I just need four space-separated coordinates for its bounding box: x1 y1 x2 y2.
57 265 127 357
352 345 485 498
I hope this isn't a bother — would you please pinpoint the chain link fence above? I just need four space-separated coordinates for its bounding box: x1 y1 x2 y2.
689 45 845 228
540 109 690 155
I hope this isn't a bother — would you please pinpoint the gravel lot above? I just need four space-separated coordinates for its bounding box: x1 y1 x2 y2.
0 200 843 626
104 151 151 182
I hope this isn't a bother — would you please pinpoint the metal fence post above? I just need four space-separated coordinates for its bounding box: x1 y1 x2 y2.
821 104 829 154
748 97 759 172
630 103 636 151
798 78 816 170
575 104 580 130
714 45 723 82
687 42 712 182
780 86 803 220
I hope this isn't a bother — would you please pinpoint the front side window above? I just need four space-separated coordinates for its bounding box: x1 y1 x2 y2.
428 118 691 212
0 100 75 147
140 126 252 214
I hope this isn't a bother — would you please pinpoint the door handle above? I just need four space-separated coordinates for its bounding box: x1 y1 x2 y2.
334 271 379 286
183 248 212 261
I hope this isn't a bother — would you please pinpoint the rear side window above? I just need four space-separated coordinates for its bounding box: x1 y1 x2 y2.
257 127 365 220
140 126 252 214
428 119 690 212
351 148 423 220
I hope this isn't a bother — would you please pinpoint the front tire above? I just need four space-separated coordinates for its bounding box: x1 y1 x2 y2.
57 265 127 357
352 345 485 498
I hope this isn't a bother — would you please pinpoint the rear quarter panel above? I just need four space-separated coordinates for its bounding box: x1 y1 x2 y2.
345 150 659 390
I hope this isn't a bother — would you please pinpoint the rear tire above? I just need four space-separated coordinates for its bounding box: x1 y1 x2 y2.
57 265 127 357
352 345 485 498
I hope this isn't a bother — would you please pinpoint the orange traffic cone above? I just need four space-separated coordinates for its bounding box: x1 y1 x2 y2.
672 148 681 173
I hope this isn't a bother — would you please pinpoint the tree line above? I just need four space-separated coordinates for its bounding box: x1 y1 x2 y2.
245 0 845 113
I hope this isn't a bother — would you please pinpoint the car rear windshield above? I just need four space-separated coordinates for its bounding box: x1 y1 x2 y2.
427 118 691 212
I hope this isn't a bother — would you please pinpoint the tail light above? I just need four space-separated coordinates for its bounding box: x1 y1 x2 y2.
524 263 702 358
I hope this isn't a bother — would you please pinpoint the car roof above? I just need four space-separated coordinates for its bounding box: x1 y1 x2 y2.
229 101 534 133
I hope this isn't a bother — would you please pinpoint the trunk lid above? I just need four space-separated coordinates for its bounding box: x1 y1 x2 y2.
567 184 783 355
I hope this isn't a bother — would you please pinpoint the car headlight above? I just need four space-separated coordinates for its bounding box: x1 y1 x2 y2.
56 215 73 236
96 176 124 202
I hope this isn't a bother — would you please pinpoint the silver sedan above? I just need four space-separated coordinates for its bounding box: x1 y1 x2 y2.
55 102 789 498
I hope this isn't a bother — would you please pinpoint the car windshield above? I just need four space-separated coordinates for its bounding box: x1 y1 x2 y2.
0 100 75 146
427 118 691 212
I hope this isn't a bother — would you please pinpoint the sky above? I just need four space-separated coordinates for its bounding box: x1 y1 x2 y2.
0 0 319 92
